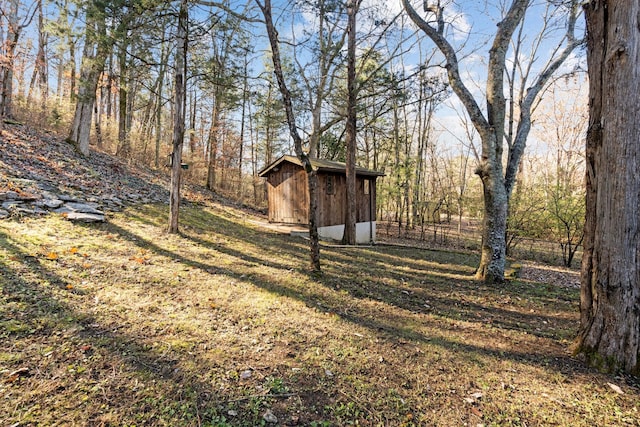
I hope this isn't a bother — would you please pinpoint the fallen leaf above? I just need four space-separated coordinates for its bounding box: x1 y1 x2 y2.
69 247 79 254
607 382 624 395
46 252 58 260
66 284 74 290
471 407 483 417
4 367 30 383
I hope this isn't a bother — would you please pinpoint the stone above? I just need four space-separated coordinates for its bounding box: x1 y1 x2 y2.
64 212 105 222
64 202 104 215
5 191 18 200
53 206 75 214
36 199 64 209
17 207 48 215
2 201 23 210
41 190 59 199
16 193 38 201
262 410 278 424
0 209 9 219
59 194 80 202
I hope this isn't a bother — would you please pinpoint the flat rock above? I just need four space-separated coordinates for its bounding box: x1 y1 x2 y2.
59 194 81 202
0 209 9 219
53 206 75 214
2 191 19 200
16 194 39 201
36 199 64 209
64 212 105 222
64 202 104 214
17 207 48 215
2 201 23 209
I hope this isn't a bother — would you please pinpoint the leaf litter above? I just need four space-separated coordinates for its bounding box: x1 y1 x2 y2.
0 124 638 426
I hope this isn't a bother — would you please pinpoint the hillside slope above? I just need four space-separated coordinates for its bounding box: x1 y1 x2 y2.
0 123 177 220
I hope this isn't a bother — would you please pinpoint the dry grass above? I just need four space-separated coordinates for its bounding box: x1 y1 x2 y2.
1 203 638 426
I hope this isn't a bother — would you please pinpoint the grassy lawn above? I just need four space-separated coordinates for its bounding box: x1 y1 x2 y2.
1 203 638 426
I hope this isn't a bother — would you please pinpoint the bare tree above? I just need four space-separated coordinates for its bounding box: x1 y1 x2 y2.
402 0 584 283
168 0 188 234
256 0 321 272
341 0 360 245
67 0 108 156
26 0 47 112
0 0 38 123
575 0 640 375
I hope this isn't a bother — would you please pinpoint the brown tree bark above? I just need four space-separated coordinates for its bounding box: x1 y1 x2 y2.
342 0 359 245
168 0 188 234
576 0 640 375
206 100 221 190
0 0 37 122
257 0 321 272
67 0 108 156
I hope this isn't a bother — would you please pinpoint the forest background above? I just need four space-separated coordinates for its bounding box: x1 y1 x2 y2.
0 0 586 267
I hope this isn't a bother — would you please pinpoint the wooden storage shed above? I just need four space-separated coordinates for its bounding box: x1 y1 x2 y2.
258 155 385 243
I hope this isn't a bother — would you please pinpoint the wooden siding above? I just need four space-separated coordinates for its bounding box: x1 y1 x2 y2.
264 158 380 228
317 174 376 227
266 162 309 224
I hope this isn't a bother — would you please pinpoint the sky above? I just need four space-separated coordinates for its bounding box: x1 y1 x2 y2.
268 0 587 129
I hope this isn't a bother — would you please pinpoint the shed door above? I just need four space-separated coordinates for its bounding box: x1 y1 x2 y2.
277 171 307 223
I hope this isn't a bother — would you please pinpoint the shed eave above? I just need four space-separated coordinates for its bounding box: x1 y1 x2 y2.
258 154 385 178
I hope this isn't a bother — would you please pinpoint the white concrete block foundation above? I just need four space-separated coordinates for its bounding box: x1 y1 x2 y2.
317 221 377 244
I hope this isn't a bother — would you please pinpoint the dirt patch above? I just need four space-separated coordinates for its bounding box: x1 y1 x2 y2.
520 261 580 288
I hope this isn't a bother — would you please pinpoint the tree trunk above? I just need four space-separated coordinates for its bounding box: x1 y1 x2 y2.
68 40 76 101
475 161 508 283
342 0 358 245
206 101 220 190
116 41 130 158
168 0 187 234
258 0 321 272
27 0 47 111
68 2 108 156
189 89 197 154
575 0 640 375
0 0 20 121
402 0 582 284
154 33 168 168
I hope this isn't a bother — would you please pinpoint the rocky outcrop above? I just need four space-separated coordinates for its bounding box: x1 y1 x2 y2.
0 124 171 222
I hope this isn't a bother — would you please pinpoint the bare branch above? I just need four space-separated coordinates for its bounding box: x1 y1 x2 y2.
402 0 490 138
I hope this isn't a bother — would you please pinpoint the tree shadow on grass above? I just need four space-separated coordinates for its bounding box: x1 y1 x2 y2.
101 208 584 375
0 210 606 426
0 230 295 425
319 245 579 340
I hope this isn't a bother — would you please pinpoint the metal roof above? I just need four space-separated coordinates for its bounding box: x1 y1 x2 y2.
258 155 386 178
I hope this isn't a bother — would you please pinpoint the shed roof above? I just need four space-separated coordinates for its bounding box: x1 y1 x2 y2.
258 155 385 178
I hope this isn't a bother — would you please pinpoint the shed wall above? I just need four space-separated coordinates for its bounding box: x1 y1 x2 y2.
266 162 309 224
265 160 379 232
317 173 376 227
